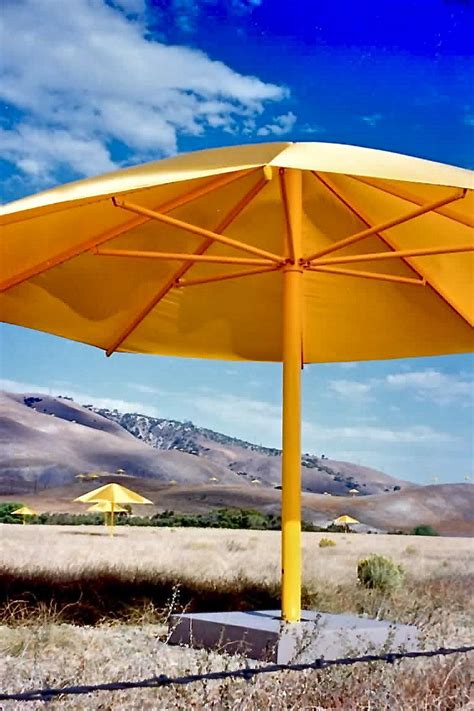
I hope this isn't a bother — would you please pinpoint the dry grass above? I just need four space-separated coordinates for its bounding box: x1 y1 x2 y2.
0 524 473 709
2 525 471 584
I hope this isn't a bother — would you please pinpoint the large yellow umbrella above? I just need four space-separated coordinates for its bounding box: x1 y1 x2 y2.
12 506 37 524
1 142 473 622
75 483 152 535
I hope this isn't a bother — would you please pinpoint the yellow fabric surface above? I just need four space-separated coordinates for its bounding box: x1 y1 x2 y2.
334 515 360 525
1 142 473 363
87 501 127 513
12 506 37 516
75 483 153 504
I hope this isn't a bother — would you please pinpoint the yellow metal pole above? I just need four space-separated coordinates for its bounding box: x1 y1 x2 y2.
281 168 303 623
110 503 115 537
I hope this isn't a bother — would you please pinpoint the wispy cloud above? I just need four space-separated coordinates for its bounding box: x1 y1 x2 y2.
328 379 373 400
325 369 473 406
385 369 473 405
129 383 165 396
0 0 286 182
361 113 383 127
256 111 296 137
301 123 325 135
0 378 160 417
165 0 262 33
190 391 455 448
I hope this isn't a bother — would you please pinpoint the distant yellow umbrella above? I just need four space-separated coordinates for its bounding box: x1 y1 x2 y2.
12 506 37 524
334 514 360 532
87 500 127 530
1 142 473 622
334 515 360 525
75 482 152 535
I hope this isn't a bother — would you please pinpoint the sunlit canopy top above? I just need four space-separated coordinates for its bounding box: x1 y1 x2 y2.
75 483 153 505
334 514 360 525
12 506 37 516
1 142 473 363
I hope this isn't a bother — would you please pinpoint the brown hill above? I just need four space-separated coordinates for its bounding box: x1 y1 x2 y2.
0 391 411 497
0 392 244 493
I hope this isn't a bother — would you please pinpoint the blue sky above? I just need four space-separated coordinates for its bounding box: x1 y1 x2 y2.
0 0 473 483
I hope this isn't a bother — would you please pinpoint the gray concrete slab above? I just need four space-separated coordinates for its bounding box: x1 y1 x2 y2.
169 610 419 663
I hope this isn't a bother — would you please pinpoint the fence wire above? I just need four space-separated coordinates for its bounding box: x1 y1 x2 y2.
1 644 473 702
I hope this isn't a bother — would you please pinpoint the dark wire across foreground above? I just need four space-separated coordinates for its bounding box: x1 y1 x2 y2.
1 645 473 702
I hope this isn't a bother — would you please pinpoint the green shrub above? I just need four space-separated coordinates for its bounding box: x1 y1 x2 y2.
404 545 417 555
319 537 336 548
357 554 405 592
410 524 439 536
0 503 24 524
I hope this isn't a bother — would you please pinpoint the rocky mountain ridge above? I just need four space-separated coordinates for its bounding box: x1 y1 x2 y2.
85 404 405 494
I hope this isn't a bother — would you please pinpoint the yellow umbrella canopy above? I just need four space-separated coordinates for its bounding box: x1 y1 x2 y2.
1 142 473 623
334 515 360 525
87 501 128 513
1 142 472 362
12 506 37 516
75 483 153 505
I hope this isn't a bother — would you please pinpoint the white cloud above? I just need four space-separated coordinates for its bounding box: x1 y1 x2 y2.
0 0 287 181
328 379 373 400
256 111 296 137
325 369 473 407
0 126 117 180
336 362 358 370
190 391 455 449
301 123 325 135
112 0 146 15
170 0 263 33
385 369 473 405
129 383 164 395
361 113 383 127
0 378 160 417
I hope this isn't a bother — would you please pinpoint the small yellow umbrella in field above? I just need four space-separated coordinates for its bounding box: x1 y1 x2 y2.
75 482 152 535
12 506 37 524
334 514 360 532
87 500 128 530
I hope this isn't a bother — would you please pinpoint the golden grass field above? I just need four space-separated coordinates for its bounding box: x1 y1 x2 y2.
1 525 473 710
1 524 472 584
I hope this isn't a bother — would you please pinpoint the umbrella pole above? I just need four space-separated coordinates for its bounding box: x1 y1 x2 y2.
110 502 115 537
281 168 303 623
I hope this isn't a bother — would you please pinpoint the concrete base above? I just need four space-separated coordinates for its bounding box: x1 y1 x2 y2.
169 610 419 663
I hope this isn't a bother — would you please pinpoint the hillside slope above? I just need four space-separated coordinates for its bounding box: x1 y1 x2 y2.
89 404 410 494
1 391 410 496
0 392 241 493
